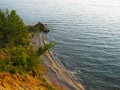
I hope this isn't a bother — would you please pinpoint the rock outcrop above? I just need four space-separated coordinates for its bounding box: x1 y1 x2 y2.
28 22 49 32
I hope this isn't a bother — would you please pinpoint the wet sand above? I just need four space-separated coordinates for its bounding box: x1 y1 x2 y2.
31 32 85 90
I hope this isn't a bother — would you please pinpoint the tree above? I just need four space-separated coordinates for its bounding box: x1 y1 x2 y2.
0 9 55 75
0 9 29 47
38 43 55 55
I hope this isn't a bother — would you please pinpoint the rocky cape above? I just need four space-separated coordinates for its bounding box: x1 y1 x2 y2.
27 22 50 32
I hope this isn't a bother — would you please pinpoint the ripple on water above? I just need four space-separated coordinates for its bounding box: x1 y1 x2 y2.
1 0 120 90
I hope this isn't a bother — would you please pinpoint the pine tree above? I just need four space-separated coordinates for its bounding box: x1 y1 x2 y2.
0 9 29 47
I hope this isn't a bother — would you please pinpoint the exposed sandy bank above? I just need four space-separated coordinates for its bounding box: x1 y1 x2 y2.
0 73 47 90
31 32 85 90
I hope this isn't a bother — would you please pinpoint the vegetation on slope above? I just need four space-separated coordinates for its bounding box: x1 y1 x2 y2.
0 9 38 74
0 9 55 90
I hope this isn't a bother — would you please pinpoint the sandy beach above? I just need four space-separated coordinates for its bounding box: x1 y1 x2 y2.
31 32 85 90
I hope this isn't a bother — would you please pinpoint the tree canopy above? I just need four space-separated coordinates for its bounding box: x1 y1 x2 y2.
0 9 54 75
0 9 29 47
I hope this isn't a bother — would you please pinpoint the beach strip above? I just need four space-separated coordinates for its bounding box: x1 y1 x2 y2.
31 32 85 90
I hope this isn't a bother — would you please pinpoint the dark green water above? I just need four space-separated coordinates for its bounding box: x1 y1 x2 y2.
1 0 120 90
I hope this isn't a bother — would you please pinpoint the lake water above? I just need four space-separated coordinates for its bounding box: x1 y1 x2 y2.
1 0 120 90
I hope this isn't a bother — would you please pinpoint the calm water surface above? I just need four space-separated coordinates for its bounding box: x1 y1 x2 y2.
1 0 120 90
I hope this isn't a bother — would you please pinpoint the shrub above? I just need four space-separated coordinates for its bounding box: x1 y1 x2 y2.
38 43 55 55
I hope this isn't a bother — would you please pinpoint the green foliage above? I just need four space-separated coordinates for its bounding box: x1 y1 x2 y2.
38 43 55 55
0 9 39 74
0 45 40 74
0 9 29 47
30 25 41 37
0 9 54 76
34 25 41 33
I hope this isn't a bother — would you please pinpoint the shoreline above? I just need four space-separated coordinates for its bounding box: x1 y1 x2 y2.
31 32 85 90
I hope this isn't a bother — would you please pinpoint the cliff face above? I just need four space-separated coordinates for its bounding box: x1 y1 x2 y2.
0 73 49 90
31 32 85 90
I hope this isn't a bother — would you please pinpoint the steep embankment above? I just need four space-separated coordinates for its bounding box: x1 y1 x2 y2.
0 73 48 90
31 32 85 90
